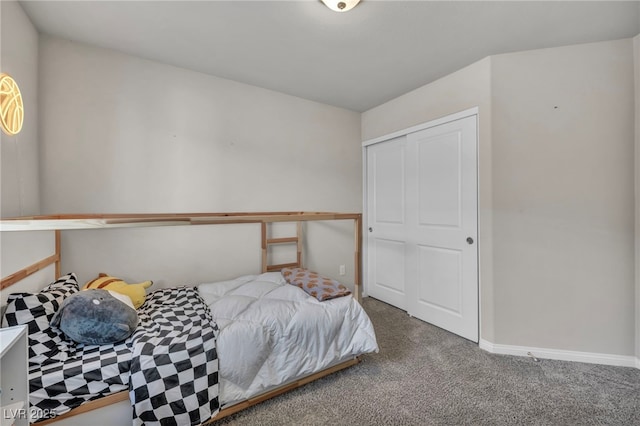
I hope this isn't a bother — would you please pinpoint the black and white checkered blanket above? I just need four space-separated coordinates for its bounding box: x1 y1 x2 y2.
27 286 219 425
130 287 219 425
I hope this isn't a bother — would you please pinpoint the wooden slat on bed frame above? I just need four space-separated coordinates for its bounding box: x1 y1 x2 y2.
261 221 303 273
1 212 362 230
0 231 61 290
36 392 130 426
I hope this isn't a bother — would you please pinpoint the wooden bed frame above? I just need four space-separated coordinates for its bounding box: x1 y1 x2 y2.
0 211 363 425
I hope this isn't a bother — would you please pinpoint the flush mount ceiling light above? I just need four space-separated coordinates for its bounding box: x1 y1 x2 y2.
0 73 24 136
321 0 361 12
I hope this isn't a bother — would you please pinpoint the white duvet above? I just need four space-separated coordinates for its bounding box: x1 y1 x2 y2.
197 272 379 406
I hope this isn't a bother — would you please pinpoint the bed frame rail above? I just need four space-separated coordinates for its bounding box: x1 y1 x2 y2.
0 230 61 290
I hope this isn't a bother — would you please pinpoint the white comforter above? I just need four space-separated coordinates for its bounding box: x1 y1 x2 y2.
197 272 378 406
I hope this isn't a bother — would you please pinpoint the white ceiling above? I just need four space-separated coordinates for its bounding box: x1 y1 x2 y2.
19 0 640 112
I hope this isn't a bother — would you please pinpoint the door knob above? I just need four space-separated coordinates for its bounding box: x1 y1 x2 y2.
466 237 474 244
368 227 373 232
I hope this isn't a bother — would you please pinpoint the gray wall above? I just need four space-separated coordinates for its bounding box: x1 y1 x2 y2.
37 36 362 289
363 39 637 357
491 39 635 356
0 0 39 218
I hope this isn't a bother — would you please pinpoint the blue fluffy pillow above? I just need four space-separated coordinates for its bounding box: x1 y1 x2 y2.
51 289 139 345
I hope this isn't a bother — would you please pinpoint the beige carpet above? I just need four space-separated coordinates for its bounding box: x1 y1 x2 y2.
215 297 640 425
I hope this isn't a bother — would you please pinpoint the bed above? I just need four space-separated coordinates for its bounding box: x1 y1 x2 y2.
0 212 378 425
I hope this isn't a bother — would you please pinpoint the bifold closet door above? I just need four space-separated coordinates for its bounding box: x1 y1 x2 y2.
366 115 478 343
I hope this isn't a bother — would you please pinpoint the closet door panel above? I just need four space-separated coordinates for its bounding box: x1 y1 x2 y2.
417 132 462 228
366 136 408 309
416 244 462 316
373 238 406 297
406 115 478 342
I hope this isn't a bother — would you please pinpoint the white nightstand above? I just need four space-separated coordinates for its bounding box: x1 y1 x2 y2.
0 325 28 426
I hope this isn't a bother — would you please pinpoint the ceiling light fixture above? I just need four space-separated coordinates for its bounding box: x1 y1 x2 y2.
0 73 24 136
321 0 361 13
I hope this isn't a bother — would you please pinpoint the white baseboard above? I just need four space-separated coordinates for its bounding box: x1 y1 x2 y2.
479 339 638 369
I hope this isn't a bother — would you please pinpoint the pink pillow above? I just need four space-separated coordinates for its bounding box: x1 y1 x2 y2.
281 268 351 301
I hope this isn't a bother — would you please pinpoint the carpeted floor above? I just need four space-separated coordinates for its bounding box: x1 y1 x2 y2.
215 297 640 425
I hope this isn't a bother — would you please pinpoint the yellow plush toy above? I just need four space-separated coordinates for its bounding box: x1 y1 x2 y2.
83 273 153 309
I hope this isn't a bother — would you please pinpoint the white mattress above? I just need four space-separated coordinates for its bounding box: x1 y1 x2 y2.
197 272 379 406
